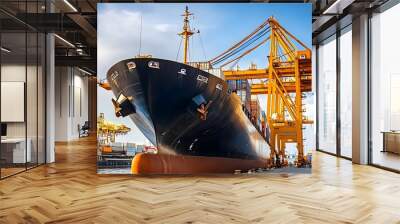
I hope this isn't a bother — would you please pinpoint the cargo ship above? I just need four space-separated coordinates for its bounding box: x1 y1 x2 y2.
105 7 272 174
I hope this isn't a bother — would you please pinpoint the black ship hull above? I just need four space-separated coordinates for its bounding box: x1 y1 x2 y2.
106 58 271 161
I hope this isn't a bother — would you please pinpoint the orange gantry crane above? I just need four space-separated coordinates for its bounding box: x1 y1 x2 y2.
209 17 312 166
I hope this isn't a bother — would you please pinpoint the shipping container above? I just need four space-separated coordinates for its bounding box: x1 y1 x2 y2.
207 68 223 79
187 61 212 70
250 99 261 119
261 111 267 122
102 146 112 153
136 145 145 153
126 143 137 156
181 62 225 79
227 80 251 107
110 142 124 152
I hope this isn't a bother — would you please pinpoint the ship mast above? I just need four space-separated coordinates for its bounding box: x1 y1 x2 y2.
179 6 195 64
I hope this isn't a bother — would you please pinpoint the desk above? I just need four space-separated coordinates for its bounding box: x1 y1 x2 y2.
1 138 31 163
382 131 400 154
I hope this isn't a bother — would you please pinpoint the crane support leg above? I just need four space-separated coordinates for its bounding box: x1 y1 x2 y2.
294 57 305 166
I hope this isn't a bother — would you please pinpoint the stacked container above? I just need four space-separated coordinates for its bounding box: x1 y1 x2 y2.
136 145 145 153
226 79 251 113
261 111 267 138
226 80 269 139
250 99 261 121
126 143 137 156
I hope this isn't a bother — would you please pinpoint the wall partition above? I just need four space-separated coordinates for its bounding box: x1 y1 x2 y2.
54 66 90 141
1 31 28 177
0 1 47 179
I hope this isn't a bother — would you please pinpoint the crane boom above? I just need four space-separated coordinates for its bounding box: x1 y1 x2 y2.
209 17 312 167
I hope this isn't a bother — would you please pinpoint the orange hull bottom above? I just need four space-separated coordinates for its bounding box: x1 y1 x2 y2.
131 153 268 174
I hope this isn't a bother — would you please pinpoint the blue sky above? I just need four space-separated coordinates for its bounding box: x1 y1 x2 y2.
97 3 312 145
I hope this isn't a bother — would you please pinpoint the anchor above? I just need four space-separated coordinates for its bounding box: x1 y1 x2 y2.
112 93 136 117
196 100 213 121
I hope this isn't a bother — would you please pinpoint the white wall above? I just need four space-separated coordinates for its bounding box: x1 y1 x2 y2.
1 64 26 139
1 63 46 163
1 64 40 138
54 66 89 141
55 66 69 141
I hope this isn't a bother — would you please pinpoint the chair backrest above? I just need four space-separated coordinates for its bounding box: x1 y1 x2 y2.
82 121 90 129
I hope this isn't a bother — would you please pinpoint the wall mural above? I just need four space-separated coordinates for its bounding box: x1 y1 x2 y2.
97 3 313 174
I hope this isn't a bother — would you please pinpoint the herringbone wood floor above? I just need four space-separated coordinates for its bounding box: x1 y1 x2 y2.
1 136 400 224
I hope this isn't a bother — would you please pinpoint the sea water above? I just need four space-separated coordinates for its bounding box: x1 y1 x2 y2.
97 168 131 174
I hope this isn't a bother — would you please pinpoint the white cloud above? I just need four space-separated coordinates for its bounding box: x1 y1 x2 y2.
154 23 173 32
97 6 184 144
98 7 183 79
